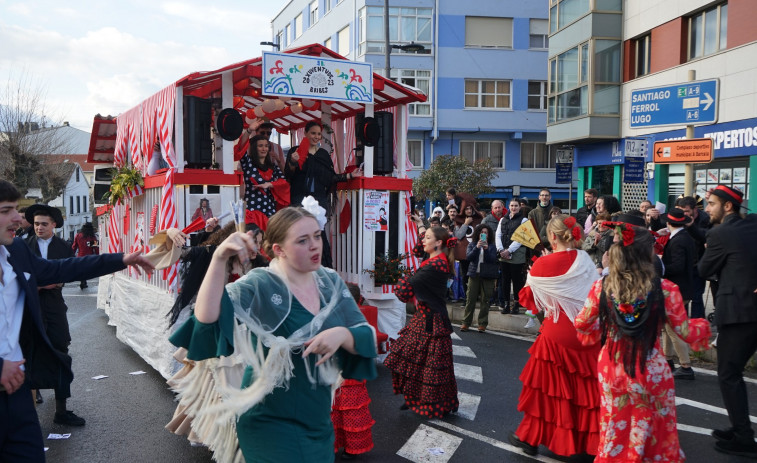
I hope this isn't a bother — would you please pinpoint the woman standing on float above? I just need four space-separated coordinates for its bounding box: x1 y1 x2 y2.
384 227 459 418
509 216 601 460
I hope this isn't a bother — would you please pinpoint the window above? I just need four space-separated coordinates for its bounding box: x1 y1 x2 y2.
75 167 80 182
70 196 74 213
464 79 511 109
391 69 432 115
634 34 651 78
408 140 423 168
688 2 727 60
593 39 620 115
548 42 589 123
324 37 332 51
294 13 303 39
76 196 81 214
549 0 589 33
529 19 548 49
337 26 350 56
528 81 547 110
277 30 284 49
520 142 555 169
460 141 504 169
309 1 318 27
285 25 290 46
324 0 332 14
358 6 432 55
465 17 513 48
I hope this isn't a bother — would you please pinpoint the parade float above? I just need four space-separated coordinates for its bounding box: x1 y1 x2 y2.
87 44 426 378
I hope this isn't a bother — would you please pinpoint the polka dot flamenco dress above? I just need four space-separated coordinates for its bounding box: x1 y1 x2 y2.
384 253 459 418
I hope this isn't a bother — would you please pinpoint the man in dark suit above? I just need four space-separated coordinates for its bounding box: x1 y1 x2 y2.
698 185 757 459
0 180 153 462
661 208 698 380
24 204 81 425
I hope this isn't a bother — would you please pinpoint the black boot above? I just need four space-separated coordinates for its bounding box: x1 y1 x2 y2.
510 303 520 315
500 304 510 315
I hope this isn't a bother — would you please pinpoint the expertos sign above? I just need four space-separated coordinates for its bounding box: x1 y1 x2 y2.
629 79 719 128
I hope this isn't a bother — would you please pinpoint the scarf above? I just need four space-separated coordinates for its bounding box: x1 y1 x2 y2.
525 250 598 323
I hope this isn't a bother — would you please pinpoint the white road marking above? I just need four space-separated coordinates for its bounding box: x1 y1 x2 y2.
677 423 757 442
453 363 483 383
452 345 476 358
396 424 462 462
455 391 480 421
450 332 461 341
676 396 757 424
428 420 564 462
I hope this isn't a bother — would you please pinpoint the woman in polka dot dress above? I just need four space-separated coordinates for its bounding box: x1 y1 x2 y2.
384 227 459 418
239 134 288 230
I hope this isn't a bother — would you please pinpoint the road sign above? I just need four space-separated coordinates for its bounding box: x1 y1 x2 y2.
555 149 573 163
630 79 719 128
623 157 645 183
652 138 714 164
555 163 572 184
624 139 647 158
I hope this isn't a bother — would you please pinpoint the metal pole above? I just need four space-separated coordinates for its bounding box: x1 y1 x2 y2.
684 70 696 196
384 0 390 78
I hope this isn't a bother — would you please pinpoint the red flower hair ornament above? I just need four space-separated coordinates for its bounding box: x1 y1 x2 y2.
601 221 636 246
446 237 458 248
563 216 581 241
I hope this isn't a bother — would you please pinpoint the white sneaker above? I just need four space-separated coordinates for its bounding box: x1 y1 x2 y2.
524 318 537 329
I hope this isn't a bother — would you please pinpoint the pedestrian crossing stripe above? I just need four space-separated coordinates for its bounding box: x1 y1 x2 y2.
455 391 480 421
452 345 476 358
453 363 483 383
396 424 462 462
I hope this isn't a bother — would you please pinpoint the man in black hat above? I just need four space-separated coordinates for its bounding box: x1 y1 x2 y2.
698 185 757 458
660 208 697 380
24 204 83 425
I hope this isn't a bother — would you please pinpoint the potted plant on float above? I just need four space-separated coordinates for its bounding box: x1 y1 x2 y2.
104 166 144 206
364 252 411 292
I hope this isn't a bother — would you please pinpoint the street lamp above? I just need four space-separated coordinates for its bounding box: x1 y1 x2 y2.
383 0 426 79
260 41 280 50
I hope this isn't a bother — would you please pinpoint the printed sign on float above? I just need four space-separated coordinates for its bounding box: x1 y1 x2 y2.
629 79 719 128
652 138 714 164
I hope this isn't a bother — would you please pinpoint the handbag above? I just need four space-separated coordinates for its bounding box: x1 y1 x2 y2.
478 262 499 279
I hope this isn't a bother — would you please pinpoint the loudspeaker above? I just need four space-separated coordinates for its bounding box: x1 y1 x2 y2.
92 165 116 205
356 111 393 175
183 96 213 167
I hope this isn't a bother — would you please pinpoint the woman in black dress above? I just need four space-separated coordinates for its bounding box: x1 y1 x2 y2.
240 134 287 231
384 226 459 418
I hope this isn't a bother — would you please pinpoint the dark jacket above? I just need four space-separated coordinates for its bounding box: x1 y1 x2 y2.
3 238 125 390
576 205 594 229
285 147 347 216
465 240 499 277
662 229 697 301
528 202 552 245
697 214 757 327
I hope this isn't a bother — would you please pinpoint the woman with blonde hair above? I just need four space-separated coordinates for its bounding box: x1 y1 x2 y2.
575 224 711 461
169 205 377 462
510 215 601 460
385 226 459 418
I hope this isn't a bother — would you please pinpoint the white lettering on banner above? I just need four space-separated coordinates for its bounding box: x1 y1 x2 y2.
631 90 671 103
662 126 757 150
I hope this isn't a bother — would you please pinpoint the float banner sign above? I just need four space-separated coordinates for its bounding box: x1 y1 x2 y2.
364 190 389 231
629 79 718 128
623 157 645 183
555 163 572 184
262 52 374 103
652 138 714 164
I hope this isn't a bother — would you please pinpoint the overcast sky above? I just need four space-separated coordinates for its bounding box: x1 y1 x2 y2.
1 0 288 131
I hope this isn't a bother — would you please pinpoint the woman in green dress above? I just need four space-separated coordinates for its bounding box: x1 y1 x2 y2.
170 205 377 462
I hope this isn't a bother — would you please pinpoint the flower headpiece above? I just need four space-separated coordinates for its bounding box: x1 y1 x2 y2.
602 221 635 246
446 237 458 248
563 216 582 241
301 196 327 230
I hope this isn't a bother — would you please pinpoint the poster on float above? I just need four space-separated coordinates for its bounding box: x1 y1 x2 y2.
364 190 389 232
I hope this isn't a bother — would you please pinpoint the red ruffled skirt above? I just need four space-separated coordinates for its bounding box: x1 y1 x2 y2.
332 379 375 454
383 304 459 418
515 313 601 457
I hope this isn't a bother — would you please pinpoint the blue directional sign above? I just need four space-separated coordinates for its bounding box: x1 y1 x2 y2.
555 163 572 184
629 79 719 128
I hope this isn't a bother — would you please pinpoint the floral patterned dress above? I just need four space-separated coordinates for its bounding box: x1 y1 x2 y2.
384 253 459 418
575 279 711 462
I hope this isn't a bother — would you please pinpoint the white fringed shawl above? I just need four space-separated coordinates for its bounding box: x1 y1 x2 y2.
525 250 598 323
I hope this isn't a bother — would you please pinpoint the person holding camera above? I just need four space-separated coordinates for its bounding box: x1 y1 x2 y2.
461 224 498 333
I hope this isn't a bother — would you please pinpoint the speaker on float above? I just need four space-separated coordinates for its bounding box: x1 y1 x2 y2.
355 111 393 175
183 96 213 167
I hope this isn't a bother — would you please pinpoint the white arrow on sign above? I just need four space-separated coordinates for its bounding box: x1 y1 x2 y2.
701 92 714 111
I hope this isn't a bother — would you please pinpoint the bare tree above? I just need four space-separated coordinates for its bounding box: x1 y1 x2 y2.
0 70 75 198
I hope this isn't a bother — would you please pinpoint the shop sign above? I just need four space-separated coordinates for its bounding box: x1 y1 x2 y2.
262 52 374 103
630 79 718 128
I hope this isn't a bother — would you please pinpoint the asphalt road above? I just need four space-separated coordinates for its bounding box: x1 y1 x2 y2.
36 281 757 462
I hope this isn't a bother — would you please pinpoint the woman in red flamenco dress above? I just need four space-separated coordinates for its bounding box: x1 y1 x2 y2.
384 226 459 418
575 224 711 462
509 215 602 460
